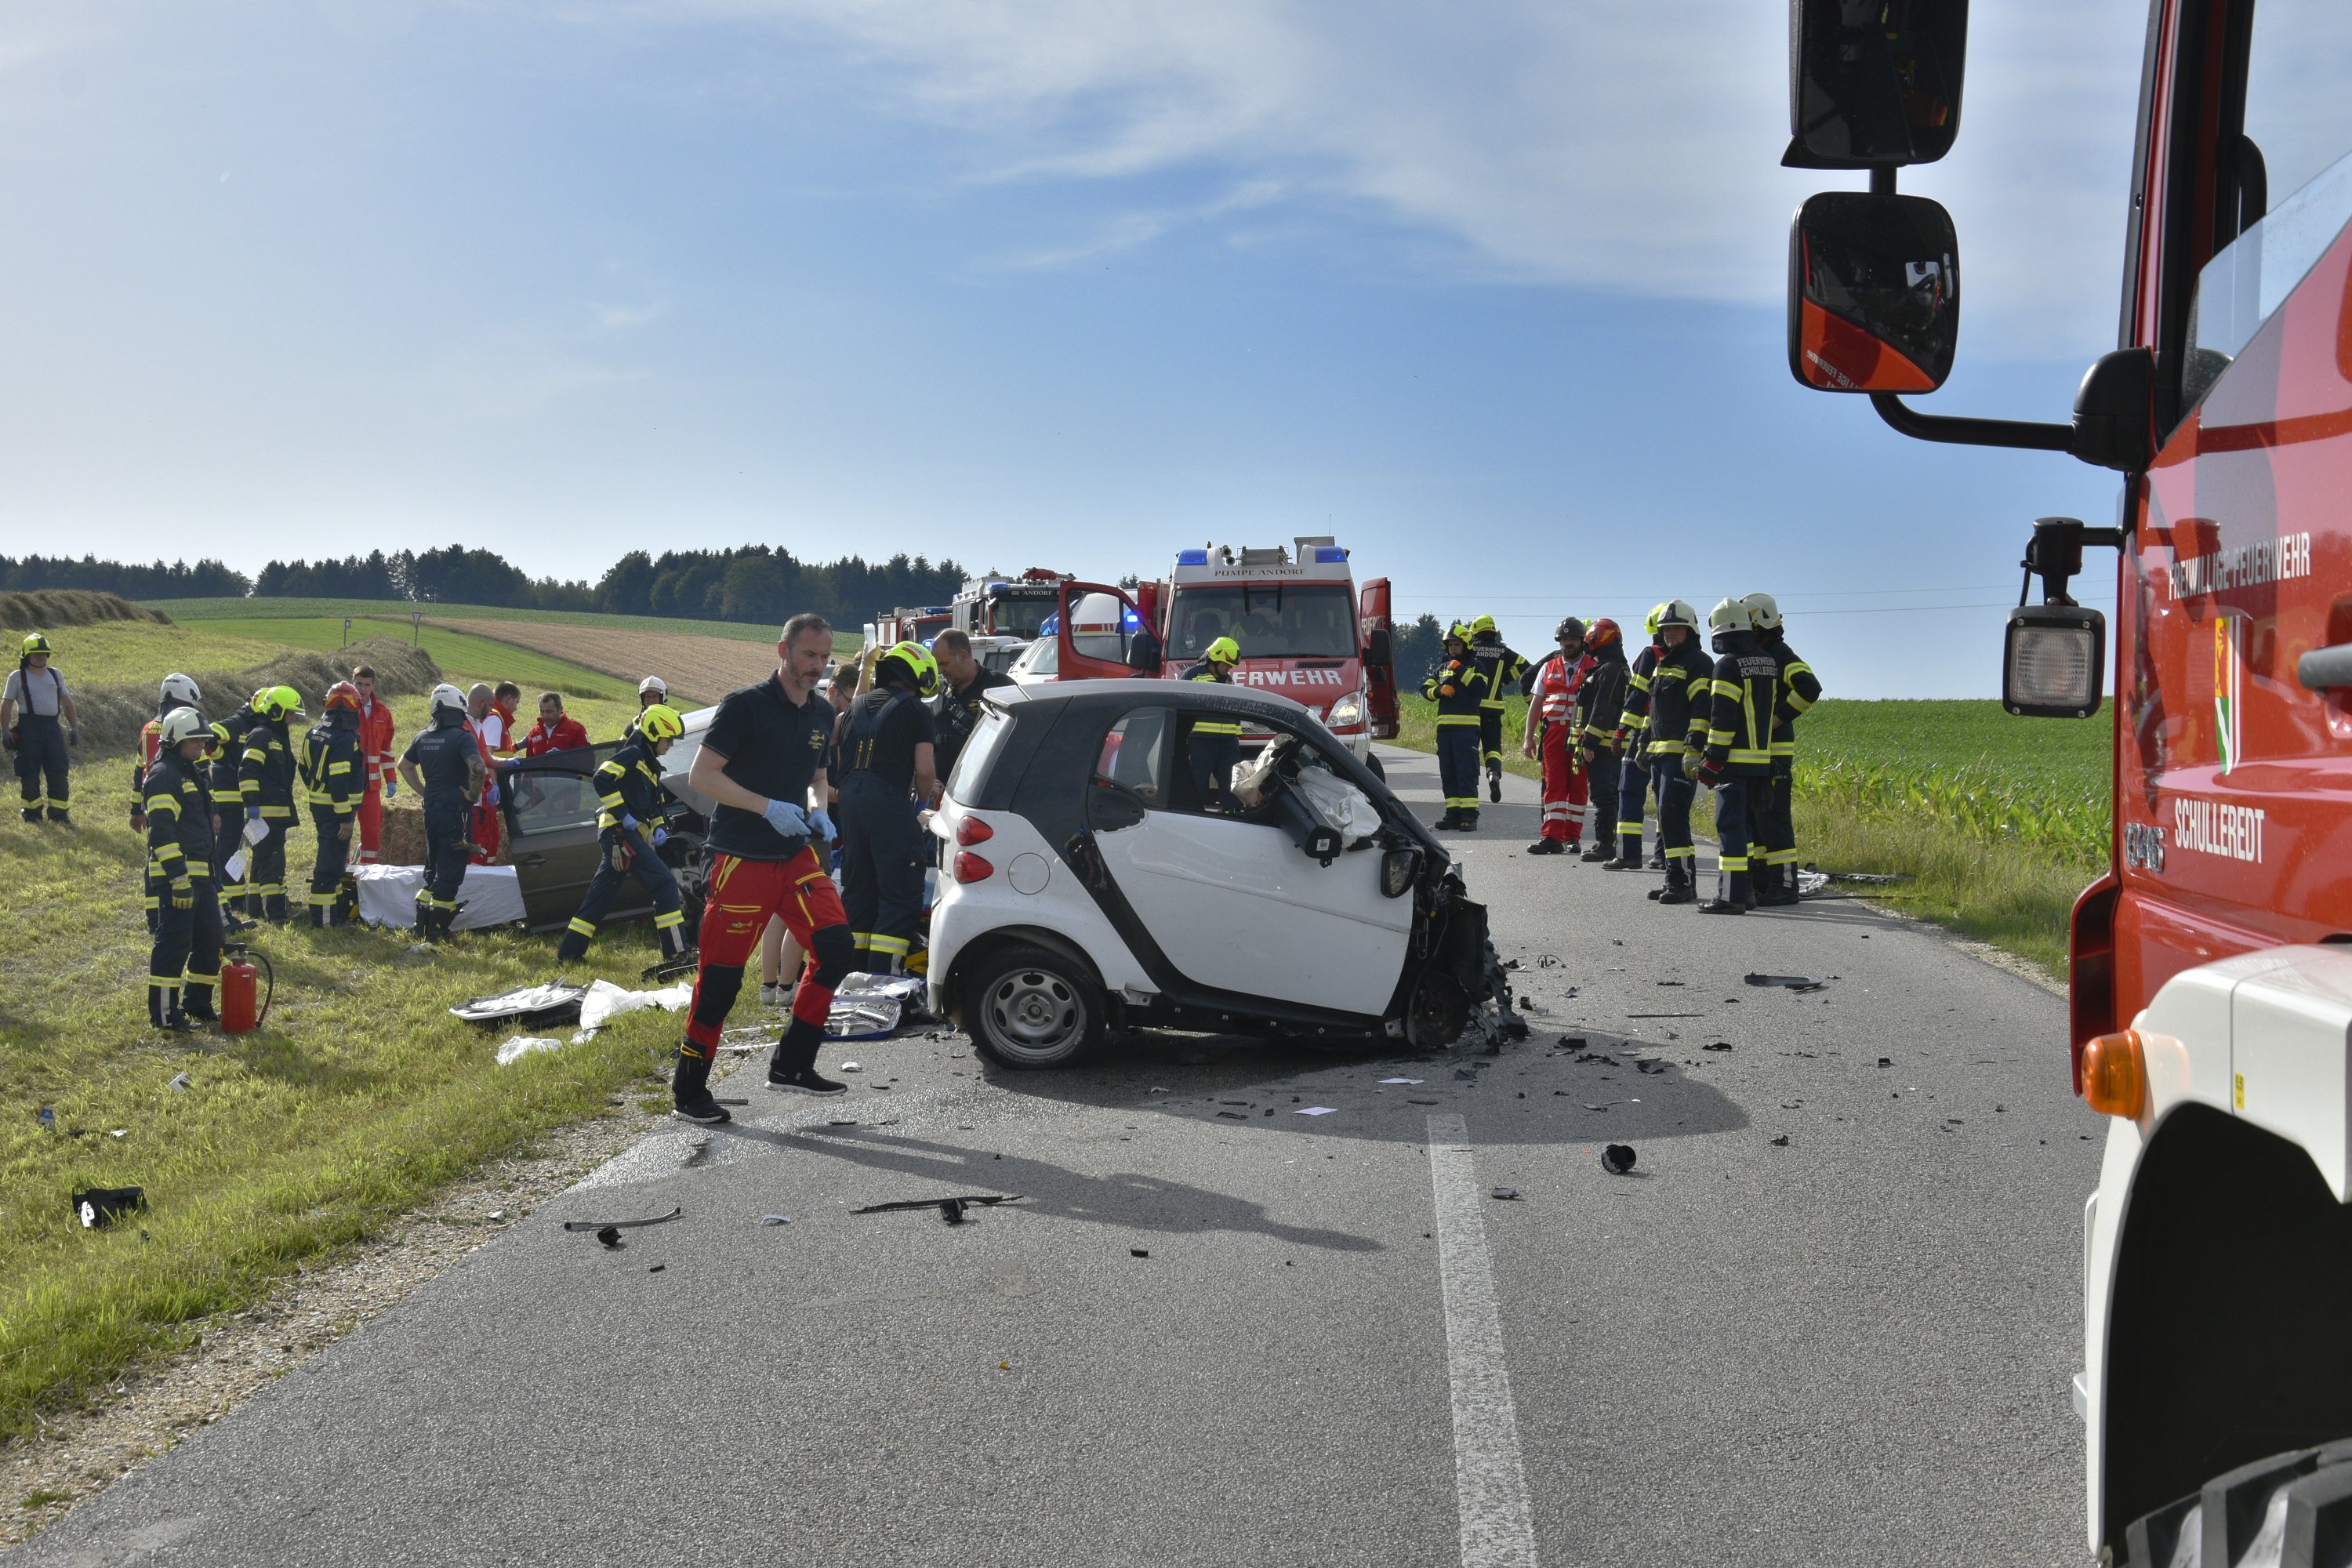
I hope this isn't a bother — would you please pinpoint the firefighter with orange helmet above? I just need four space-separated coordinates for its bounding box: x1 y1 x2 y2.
299 682 368 927
1574 619 1630 862
1521 617 1592 855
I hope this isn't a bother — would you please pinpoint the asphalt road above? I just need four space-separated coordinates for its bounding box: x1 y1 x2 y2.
19 748 2105 1568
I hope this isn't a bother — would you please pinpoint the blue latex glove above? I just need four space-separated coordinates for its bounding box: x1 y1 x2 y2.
809 808 837 843
383 778 397 799
620 814 638 833
763 798 809 837
245 805 263 823
651 826 669 848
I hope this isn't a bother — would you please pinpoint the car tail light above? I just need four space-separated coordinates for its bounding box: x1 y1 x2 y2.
957 815 995 847
2080 1029 2146 1119
953 851 994 883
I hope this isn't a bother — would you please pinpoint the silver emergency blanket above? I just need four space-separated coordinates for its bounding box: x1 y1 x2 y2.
826 973 927 1040
449 982 588 1025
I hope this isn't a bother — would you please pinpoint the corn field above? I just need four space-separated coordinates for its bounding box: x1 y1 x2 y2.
1791 756 2108 868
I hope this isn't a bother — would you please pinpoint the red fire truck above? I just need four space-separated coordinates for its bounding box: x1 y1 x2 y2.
1047 539 1399 765
1782 2 2352 1559
949 568 1072 641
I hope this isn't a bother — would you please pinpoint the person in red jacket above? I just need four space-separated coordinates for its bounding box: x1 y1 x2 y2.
517 691 591 757
464 684 501 862
488 681 523 758
350 665 397 865
1521 617 1594 855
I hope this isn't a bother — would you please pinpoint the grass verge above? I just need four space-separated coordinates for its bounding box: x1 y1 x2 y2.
143 597 863 649
194 617 626 705
0 764 698 1445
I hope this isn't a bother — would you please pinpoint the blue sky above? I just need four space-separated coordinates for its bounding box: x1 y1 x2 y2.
0 0 2151 696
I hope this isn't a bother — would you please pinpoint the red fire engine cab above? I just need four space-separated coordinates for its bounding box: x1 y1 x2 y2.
1781 2 2352 1557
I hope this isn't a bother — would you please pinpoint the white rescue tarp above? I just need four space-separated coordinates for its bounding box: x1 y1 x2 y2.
495 1036 566 1065
577 978 692 1034
352 863 528 931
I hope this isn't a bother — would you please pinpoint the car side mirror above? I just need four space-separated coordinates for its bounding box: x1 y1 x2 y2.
1784 0 1968 169
1381 845 1419 899
2004 607 2105 718
1789 192 1961 392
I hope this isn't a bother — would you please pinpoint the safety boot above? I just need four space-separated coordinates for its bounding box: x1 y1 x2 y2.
183 984 219 1024
1654 863 1696 905
1581 840 1613 862
1526 838 1564 855
151 985 194 1033
1601 846 1643 870
1757 864 1801 907
672 1047 732 1124
1697 872 1748 915
767 1018 846 1097
1647 847 1666 869
1486 762 1503 803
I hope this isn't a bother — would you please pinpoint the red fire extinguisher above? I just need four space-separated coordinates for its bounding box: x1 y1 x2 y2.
221 946 274 1035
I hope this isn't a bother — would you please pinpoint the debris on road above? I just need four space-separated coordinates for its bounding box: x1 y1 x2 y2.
1770 1135 1791 1147
1703 1043 1733 1052
1558 1036 1586 1049
1636 1061 1667 1076
1878 1057 1893 1068
168 1073 192 1092
1625 1012 1703 1020
1409 1097 1439 1105
595 1226 622 1249
73 1186 145 1229
495 1035 564 1066
852 1194 1022 1223
561 1205 683 1234
1216 1110 1247 1120
1454 1069 1477 1080
1490 1186 1520 1200
449 981 588 1028
1131 1248 1149 1258
1147 1086 1170 1094
1600 1145 1638 1174
839 1062 862 1073
1380 1077 1424 1085
1296 1107 1337 1116
1744 972 1828 992
648 1264 666 1272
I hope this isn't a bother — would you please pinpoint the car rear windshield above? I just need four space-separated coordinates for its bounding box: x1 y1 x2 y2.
1168 583 1355 660
947 708 1014 802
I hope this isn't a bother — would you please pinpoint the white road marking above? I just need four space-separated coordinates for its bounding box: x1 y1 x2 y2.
1427 1113 1541 1568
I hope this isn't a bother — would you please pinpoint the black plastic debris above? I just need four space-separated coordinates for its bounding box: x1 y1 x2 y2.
562 1206 683 1234
1454 1069 1477 1080
1877 1057 1892 1068
1559 1036 1586 1049
1703 1042 1733 1052
1409 1097 1439 1105
1490 1186 1520 1200
1216 1110 1247 1120
1131 1248 1149 1258
74 1186 145 1230
1636 1061 1667 1076
1625 1012 1702 1020
1535 955 1562 968
1600 1145 1637 1174
648 1263 666 1272
595 1226 622 1249
1770 1135 1790 1147
1657 980 1685 987
1744 973 1826 992
853 1194 1022 1225
1581 1102 1608 1112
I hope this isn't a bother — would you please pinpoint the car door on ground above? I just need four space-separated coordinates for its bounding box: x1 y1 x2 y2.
1084 703 1410 1016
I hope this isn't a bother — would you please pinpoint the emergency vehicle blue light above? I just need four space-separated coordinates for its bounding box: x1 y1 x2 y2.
1314 546 1349 563
985 581 1008 594
1176 549 1209 566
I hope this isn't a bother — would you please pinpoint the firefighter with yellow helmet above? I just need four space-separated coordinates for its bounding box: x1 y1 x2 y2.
557 703 692 964
237 684 307 924
1604 604 1671 870
1423 623 1490 830
1181 634 1244 811
1468 614 1529 804
835 641 938 972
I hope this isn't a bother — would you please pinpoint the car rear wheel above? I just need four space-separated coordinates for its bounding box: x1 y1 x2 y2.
2122 1441 2352 1566
965 945 1104 1069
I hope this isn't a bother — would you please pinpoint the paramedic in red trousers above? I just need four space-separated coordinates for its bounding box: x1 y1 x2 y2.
673 612 855 1124
1521 617 1591 855
463 684 502 862
350 665 397 866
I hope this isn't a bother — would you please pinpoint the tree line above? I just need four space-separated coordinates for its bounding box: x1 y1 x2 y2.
0 546 970 631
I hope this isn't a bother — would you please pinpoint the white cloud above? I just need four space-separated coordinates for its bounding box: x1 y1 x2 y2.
635 0 2147 358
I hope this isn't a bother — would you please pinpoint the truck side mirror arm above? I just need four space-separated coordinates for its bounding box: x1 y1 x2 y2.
1869 347 2158 474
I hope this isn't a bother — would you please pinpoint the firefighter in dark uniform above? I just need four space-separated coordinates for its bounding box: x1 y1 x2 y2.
1604 605 1670 870
145 708 224 1032
835 641 938 973
557 704 692 964
1468 615 1530 804
5 633 78 825
1425 624 1490 831
1637 601 1711 903
133 673 205 931
205 719 249 931
398 684 486 942
1742 592 1821 907
1574 618 1630 863
299 682 367 927
1693 598 1783 914
237 684 305 924
1180 635 1243 811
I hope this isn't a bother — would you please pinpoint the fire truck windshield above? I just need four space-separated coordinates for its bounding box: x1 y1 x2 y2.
1168 583 1356 660
990 592 1058 640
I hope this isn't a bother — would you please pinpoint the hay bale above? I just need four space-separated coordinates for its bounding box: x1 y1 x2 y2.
72 637 443 756
0 590 172 633
376 796 505 869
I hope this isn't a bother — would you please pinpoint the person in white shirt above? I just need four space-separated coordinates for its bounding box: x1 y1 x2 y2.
4 633 80 825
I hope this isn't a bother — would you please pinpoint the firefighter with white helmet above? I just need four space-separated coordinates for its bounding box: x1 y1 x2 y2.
397 684 486 941
143 707 224 1032
1693 597 1781 913
624 675 670 741
1743 591 1821 906
1628 600 1710 902
133 673 204 928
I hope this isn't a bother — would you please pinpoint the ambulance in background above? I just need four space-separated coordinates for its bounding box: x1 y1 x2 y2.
1049 538 1399 766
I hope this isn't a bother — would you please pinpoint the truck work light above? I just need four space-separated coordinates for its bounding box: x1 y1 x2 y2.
2004 605 2105 718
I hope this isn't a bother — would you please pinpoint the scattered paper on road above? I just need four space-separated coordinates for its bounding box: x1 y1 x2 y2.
1380 1077 1423 1084
1295 1106 1337 1116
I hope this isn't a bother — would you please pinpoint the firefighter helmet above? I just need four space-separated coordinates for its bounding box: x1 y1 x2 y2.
205 720 234 755
1742 591 1782 631
880 641 939 699
1642 603 1668 638
1708 597 1752 636
1446 622 1470 645
637 703 685 744
257 685 305 723
324 681 361 714
1206 636 1241 666
20 633 51 658
430 683 468 717
1657 600 1700 632
1470 614 1497 637
1584 618 1623 651
159 707 210 749
637 675 667 698
1554 617 1586 644
161 673 201 709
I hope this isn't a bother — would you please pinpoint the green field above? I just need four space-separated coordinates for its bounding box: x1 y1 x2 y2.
0 622 301 690
195 617 629 706
147 597 818 646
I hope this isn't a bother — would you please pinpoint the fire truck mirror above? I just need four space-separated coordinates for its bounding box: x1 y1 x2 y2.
2003 605 2106 720
1784 0 1968 170
1365 627 1393 668
1788 192 1960 394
